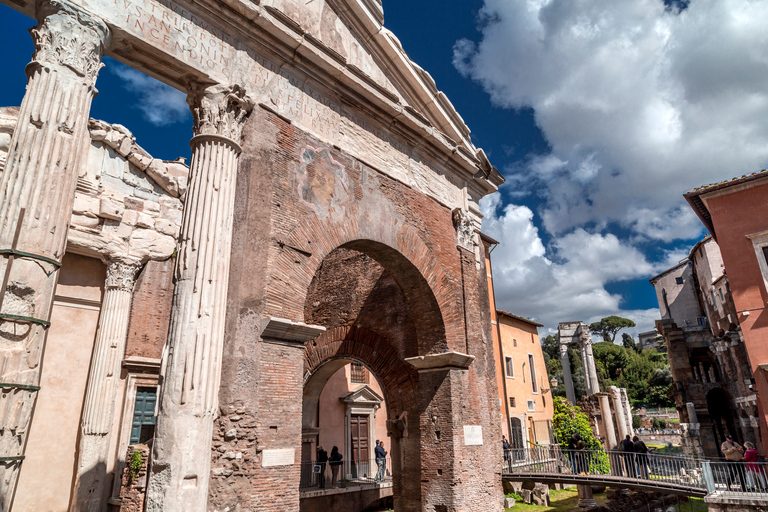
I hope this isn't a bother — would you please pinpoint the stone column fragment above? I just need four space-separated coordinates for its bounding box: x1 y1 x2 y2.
147 83 253 512
71 261 141 512
610 386 628 441
560 343 575 404
582 338 600 395
0 0 109 505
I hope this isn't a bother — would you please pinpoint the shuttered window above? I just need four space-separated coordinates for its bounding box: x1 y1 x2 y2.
130 387 157 445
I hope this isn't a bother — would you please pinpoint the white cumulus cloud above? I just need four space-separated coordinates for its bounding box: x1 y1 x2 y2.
110 63 190 127
457 0 768 240
481 193 665 335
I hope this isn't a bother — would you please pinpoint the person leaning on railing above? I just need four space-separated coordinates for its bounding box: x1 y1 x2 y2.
744 442 767 491
721 434 747 491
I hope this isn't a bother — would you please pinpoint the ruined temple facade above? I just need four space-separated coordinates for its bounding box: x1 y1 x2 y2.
0 1 505 511
650 237 760 458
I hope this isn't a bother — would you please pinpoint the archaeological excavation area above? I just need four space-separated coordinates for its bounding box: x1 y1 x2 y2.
0 0 506 511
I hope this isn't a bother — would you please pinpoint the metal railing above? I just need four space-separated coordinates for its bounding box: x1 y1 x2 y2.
299 456 392 491
702 460 768 498
503 447 707 491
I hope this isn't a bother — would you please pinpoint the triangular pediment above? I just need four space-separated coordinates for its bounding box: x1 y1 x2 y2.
340 385 383 405
260 0 476 152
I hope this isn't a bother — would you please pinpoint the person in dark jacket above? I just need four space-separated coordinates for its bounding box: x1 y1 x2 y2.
317 446 328 489
329 446 343 487
633 435 649 479
374 440 388 482
502 435 512 469
621 435 636 478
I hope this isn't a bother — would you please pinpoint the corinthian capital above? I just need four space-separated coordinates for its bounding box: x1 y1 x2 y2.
29 0 111 84
188 83 254 145
105 261 141 291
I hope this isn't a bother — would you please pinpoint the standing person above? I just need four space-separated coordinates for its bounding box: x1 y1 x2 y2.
621 435 636 478
502 435 512 470
317 446 328 489
329 446 343 487
633 435 649 479
722 434 747 490
575 434 587 474
743 442 766 491
374 440 388 482
567 433 579 473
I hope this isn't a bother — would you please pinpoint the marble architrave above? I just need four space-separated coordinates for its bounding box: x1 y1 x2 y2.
7 0 494 224
146 83 253 512
0 0 109 505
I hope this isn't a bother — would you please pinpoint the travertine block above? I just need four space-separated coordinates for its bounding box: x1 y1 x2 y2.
100 197 124 221
73 195 100 217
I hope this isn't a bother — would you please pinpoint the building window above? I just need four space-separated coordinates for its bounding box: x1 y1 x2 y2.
529 354 538 394
351 362 368 384
509 397 516 408
697 317 707 326
505 356 514 378
130 387 157 445
513 338 517 347
676 277 684 285
527 399 535 412
719 288 725 302
747 231 768 294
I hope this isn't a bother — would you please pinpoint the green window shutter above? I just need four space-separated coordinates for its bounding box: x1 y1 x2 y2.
130 387 157 444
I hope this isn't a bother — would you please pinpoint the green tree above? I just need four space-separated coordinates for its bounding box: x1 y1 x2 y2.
589 316 636 343
592 342 629 380
622 332 640 353
552 397 609 473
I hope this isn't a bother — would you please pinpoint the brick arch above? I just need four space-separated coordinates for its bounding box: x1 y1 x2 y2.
303 326 418 416
267 215 463 353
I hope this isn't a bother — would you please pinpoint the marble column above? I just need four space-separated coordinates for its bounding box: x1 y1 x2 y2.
0 0 109 506
610 386 628 441
560 343 576 404
620 388 633 436
580 343 593 395
147 83 253 512
598 393 618 450
71 261 141 512
583 339 600 395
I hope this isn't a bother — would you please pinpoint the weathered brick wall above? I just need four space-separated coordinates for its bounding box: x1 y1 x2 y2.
214 106 502 511
124 258 174 360
118 444 150 512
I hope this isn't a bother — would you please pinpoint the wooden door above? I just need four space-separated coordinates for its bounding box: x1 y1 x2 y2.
351 414 370 477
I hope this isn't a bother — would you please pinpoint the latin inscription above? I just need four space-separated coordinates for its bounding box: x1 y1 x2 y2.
464 425 483 446
262 448 295 467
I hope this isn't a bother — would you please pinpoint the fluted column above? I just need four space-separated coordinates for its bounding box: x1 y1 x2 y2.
610 386 628 441
147 83 252 512
0 0 109 506
71 262 141 512
583 339 600 394
560 343 575 404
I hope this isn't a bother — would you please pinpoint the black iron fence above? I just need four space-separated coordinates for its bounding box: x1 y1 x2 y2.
299 456 392 491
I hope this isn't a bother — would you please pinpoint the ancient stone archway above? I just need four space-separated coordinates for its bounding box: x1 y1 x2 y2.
0 1 504 510
303 326 420 511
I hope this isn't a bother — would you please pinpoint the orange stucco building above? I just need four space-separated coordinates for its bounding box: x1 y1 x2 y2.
686 170 768 453
481 234 555 449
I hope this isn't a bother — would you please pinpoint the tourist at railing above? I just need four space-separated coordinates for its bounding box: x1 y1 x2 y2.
620 435 636 478
633 435 649 479
721 434 747 491
317 446 328 489
329 446 343 488
375 440 388 483
744 442 767 491
502 435 511 470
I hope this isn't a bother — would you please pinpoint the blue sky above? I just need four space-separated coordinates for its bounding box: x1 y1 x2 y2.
3 1 768 337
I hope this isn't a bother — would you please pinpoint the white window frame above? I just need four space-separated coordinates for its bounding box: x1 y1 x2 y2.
505 356 514 378
747 230 768 294
528 353 538 394
527 399 535 412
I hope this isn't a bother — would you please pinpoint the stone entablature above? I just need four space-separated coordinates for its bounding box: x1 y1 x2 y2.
9 0 502 224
